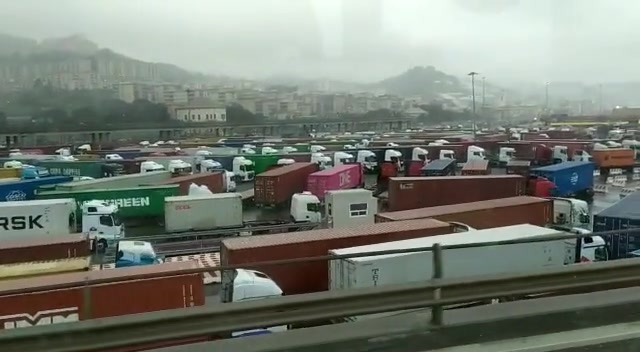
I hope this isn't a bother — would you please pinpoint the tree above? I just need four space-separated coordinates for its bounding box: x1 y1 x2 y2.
0 111 6 130
226 103 263 124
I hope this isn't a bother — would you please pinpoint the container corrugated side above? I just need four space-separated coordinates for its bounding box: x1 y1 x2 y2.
36 161 106 178
593 192 640 259
221 219 455 295
376 196 552 229
54 171 172 191
306 164 361 200
254 162 318 206
36 185 179 219
0 176 73 202
0 234 90 264
387 175 526 211
0 257 91 281
0 262 204 329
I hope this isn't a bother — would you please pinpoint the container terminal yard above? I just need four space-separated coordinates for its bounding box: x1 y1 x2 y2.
3 125 640 351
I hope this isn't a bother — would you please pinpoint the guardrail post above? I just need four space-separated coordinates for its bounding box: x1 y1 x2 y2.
431 243 443 326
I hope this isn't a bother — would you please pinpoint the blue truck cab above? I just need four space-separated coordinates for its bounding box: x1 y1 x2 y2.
531 161 594 199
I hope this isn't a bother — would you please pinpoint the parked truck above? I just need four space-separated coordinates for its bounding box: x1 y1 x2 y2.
328 224 601 322
306 163 364 201
254 162 319 207
53 171 172 192
593 192 640 260
591 148 635 170
530 162 594 199
34 160 124 178
0 176 72 202
387 175 526 211
0 198 76 240
220 219 456 296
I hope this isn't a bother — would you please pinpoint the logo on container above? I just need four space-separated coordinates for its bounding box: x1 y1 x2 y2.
5 190 27 201
570 172 579 185
339 171 352 187
0 307 79 329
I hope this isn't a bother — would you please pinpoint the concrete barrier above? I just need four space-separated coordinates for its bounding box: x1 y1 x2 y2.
633 174 640 181
611 168 624 176
606 177 614 184
594 184 609 193
593 170 601 177
634 167 640 174
612 178 628 187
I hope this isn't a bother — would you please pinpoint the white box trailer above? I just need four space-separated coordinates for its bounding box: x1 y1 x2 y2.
329 224 567 321
164 193 243 232
0 199 76 240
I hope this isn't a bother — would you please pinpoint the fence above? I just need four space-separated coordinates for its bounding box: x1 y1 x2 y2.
4 229 640 352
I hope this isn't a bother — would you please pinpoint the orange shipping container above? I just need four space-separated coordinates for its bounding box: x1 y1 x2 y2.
591 148 635 168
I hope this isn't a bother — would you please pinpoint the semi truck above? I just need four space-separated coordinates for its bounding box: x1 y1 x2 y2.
530 162 594 199
306 164 364 201
328 224 602 322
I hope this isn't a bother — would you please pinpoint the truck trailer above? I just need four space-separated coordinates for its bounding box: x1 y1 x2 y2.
0 199 76 239
306 163 363 201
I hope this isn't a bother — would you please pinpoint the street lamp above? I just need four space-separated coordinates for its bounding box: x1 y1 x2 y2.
468 71 479 138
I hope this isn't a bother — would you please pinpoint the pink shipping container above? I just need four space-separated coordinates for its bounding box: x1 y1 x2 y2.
306 164 363 200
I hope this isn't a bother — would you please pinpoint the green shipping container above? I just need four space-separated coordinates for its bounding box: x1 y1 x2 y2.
244 154 281 175
36 160 106 178
36 185 179 219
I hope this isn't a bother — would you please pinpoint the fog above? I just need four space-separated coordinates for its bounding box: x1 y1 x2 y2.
0 0 638 83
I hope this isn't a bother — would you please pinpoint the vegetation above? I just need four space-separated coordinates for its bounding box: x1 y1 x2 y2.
376 66 465 98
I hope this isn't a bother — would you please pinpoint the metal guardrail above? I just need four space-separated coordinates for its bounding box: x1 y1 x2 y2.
4 257 640 352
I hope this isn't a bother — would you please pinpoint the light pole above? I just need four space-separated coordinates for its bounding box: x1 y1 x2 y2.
482 76 486 108
545 82 550 112
468 71 479 138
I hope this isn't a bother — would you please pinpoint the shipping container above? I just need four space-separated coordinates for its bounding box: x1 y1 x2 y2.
531 162 594 198
34 160 107 178
497 142 552 164
329 224 566 321
460 159 490 176
164 193 243 232
254 162 319 206
306 164 363 201
421 159 456 176
109 159 144 174
376 196 552 228
506 160 531 178
0 234 90 265
36 185 179 219
152 172 225 195
0 176 72 202
593 192 640 259
387 175 526 211
244 154 281 175
591 148 635 168
0 168 21 179
0 262 204 330
54 171 171 192
0 257 91 281
221 219 455 295
0 199 75 240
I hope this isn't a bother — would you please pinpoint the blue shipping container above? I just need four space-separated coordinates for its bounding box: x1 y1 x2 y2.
0 176 73 201
593 192 640 259
531 161 594 197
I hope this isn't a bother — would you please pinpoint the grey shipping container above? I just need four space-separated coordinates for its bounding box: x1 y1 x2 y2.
54 171 172 192
387 175 526 211
593 192 640 259
254 162 318 206
164 193 243 232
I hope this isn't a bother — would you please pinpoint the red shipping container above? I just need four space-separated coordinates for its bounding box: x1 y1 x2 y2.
376 196 553 229
306 164 363 200
387 175 526 211
153 172 225 195
0 234 90 265
286 153 312 163
254 162 318 206
0 262 204 330
221 219 455 295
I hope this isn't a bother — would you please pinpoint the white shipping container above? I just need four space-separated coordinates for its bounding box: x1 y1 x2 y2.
0 199 76 240
329 224 566 321
164 193 243 232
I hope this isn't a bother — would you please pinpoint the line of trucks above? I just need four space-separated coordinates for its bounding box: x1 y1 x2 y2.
0 191 623 348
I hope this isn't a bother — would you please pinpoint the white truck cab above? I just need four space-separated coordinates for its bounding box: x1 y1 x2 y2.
573 150 593 162
384 149 403 170
310 145 326 153
412 147 428 162
167 160 192 175
262 147 278 155
343 144 356 150
82 200 124 250
233 156 255 181
563 228 608 263
499 147 516 164
357 150 377 172
334 152 355 166
440 150 455 160
311 153 332 170
467 146 486 160
290 191 321 223
201 160 236 191
552 146 569 163
435 139 449 144
140 161 166 173
386 142 399 147
105 154 123 160
241 147 256 154
552 197 590 228
277 158 295 166
115 240 161 267
281 146 297 154
4 160 23 168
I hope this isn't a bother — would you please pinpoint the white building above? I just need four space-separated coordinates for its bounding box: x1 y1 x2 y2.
174 106 227 123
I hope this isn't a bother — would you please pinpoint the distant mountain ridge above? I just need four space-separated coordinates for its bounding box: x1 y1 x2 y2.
0 33 212 85
374 66 465 98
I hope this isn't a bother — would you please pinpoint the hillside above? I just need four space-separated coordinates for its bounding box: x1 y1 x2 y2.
0 33 212 86
375 66 465 98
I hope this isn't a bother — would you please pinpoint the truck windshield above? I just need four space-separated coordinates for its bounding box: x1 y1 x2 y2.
594 247 608 262
307 202 320 212
112 212 122 226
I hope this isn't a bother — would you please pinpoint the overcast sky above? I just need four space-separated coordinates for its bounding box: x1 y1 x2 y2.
0 0 638 84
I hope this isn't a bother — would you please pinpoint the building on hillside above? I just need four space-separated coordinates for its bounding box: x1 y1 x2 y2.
172 98 227 123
